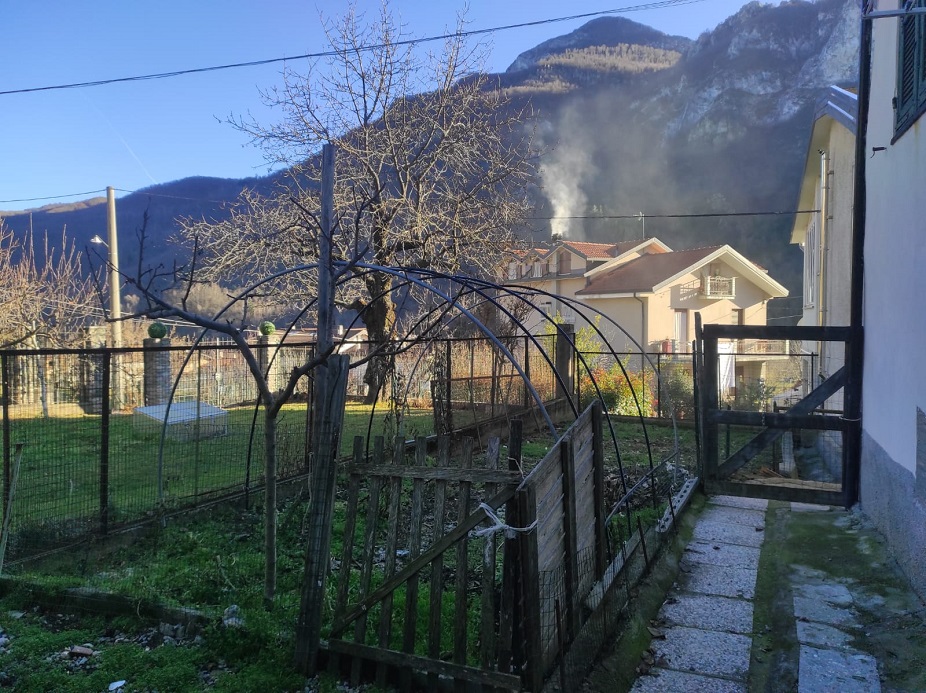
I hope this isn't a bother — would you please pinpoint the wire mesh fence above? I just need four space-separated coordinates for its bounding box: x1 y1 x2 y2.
0 333 574 564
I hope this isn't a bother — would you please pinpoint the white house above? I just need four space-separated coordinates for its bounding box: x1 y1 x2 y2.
858 0 926 596
790 85 858 409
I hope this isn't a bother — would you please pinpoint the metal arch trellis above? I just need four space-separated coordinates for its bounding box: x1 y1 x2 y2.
152 259 681 519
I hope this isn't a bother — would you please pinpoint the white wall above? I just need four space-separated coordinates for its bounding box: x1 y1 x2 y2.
863 1 926 474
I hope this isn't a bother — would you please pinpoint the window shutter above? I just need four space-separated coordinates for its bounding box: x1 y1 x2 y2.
897 12 918 128
918 4 926 111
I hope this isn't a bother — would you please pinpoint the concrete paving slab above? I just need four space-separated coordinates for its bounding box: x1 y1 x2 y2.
692 520 766 548
680 563 758 600
796 621 854 649
659 593 754 634
699 504 767 527
630 668 748 693
684 540 762 570
791 502 832 512
793 582 853 607
708 495 769 511
798 645 881 693
793 596 858 628
649 626 752 680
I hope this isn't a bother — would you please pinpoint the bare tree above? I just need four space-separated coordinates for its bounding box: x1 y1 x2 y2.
0 222 94 351
180 2 535 401
105 215 335 608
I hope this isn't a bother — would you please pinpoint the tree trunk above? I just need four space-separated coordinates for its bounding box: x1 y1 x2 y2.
263 407 277 608
361 274 396 404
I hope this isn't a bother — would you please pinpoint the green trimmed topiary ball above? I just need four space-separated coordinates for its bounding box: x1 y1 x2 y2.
147 321 168 339
259 320 276 336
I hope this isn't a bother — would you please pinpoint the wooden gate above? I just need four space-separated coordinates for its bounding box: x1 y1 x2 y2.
697 321 861 506
321 403 612 691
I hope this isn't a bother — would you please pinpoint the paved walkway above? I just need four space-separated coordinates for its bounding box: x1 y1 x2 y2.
627 496 920 693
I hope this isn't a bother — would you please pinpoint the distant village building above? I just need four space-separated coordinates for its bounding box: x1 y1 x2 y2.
508 238 789 389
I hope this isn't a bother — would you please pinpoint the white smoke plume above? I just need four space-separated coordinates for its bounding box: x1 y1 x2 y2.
539 110 596 240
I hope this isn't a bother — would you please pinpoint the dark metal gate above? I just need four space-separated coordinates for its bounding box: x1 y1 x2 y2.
696 319 861 507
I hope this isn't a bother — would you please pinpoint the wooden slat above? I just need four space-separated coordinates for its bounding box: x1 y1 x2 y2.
453 438 474 684
375 437 405 687
330 484 518 639
480 438 500 670
427 436 450 664
342 464 521 484
519 404 595 491
499 421 522 674
710 410 848 431
334 437 365 619
592 401 607 578
534 468 564 515
401 438 427 654
518 484 544 691
351 436 384 685
701 324 854 341
561 435 580 638
537 534 565 575
325 639 522 690
705 479 844 506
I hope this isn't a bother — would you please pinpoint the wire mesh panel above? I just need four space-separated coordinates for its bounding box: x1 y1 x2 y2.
0 343 321 562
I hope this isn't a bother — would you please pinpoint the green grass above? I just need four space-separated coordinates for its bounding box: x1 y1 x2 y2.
0 590 331 692
2 403 446 549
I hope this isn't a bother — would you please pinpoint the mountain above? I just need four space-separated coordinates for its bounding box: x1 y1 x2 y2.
510 0 859 308
1 0 860 319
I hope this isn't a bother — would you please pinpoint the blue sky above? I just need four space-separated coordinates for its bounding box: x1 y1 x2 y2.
0 0 763 212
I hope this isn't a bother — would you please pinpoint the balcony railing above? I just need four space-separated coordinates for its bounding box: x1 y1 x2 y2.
733 339 789 355
700 275 735 299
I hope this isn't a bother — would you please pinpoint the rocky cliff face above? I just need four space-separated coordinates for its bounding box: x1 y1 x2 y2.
524 0 859 302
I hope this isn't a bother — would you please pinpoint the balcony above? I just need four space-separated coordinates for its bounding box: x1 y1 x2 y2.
700 275 735 299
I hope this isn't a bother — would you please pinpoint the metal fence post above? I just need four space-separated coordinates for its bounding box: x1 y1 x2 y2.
99 351 111 535
1 353 10 528
656 352 662 418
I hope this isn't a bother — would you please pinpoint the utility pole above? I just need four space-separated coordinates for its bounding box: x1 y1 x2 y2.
106 187 123 410
296 144 349 673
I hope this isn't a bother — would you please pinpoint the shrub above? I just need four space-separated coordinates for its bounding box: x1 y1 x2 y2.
580 361 656 417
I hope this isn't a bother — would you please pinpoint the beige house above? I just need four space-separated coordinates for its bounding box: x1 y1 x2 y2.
508 237 789 386
790 86 858 406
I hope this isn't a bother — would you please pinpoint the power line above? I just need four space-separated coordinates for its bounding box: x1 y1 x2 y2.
4 181 823 221
113 188 230 205
0 0 705 97
0 190 106 205
529 210 819 220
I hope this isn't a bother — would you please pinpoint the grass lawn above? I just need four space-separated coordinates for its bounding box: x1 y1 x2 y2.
1 402 449 559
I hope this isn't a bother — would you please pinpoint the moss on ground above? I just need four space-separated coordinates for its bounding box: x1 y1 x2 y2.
750 504 926 692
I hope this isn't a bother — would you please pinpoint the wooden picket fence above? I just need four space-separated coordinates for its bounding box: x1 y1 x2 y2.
321 402 611 691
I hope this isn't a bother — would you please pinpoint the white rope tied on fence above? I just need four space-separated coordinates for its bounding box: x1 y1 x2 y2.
472 502 537 539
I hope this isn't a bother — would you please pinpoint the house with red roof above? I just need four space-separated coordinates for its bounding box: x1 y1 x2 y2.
507 237 789 385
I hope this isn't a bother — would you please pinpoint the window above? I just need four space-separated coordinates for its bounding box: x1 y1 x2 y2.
557 251 571 275
895 0 926 136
